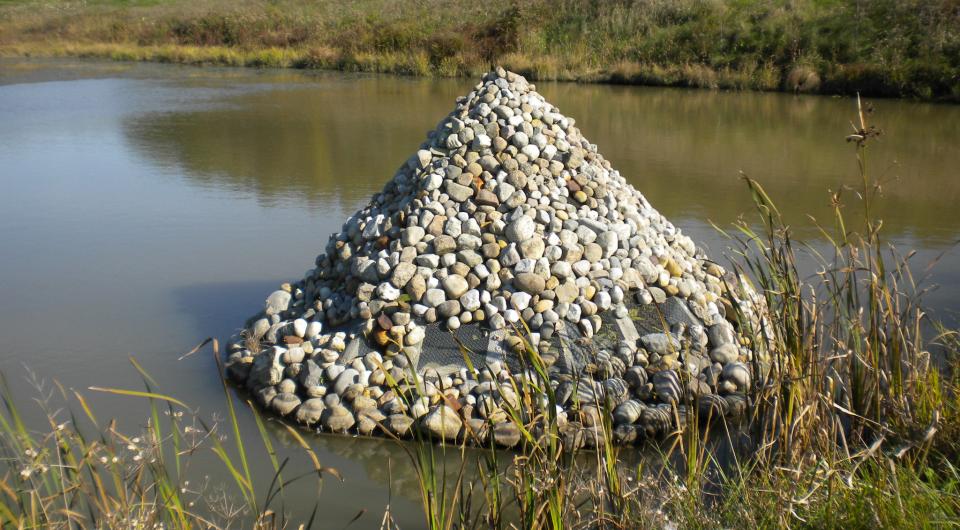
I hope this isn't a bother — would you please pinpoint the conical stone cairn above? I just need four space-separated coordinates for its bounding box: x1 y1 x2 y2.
225 68 765 447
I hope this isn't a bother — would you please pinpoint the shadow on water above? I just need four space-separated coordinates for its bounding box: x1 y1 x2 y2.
170 280 286 340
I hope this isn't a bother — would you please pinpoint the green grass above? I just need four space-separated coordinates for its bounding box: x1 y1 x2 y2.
0 0 958 100
0 341 335 529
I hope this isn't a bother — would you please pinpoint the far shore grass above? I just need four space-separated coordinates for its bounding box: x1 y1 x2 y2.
1 0 958 101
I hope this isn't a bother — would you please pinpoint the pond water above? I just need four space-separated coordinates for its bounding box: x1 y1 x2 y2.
1 58 958 526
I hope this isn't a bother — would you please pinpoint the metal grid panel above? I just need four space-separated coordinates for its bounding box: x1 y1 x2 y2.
403 292 704 377
624 299 670 336
417 322 491 375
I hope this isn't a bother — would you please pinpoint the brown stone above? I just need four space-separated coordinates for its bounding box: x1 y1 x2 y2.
427 215 446 236
475 188 499 207
514 272 546 294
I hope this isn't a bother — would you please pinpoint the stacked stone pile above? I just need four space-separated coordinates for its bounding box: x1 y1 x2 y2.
224 68 766 447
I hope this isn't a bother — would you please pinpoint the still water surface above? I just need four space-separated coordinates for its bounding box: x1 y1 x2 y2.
1 58 958 525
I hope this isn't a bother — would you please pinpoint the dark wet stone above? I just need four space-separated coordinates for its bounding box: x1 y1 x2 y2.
641 404 673 436
601 377 629 406
492 422 521 448
383 414 414 437
295 398 326 425
624 366 648 389
724 393 749 418
554 380 574 406
652 369 682 404
696 393 729 418
322 405 355 433
560 421 586 451
613 399 645 425
613 424 641 444
464 418 489 444
271 392 301 416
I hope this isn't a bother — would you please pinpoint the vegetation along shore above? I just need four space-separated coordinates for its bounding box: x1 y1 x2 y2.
1 0 958 101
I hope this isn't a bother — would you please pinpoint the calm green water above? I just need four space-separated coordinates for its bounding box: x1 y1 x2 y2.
0 58 957 526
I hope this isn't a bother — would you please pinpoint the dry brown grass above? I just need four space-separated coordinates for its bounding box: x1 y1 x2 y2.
1 0 957 99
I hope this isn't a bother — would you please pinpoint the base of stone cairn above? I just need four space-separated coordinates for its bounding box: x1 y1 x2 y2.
224 68 766 449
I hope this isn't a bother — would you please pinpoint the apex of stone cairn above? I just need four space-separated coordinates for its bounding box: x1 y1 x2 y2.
224 68 766 448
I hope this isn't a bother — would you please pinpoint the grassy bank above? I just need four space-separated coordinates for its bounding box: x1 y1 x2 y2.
0 0 958 101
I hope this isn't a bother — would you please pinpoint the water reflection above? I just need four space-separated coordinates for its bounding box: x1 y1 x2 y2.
124 71 960 245
539 83 960 245
124 75 472 208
